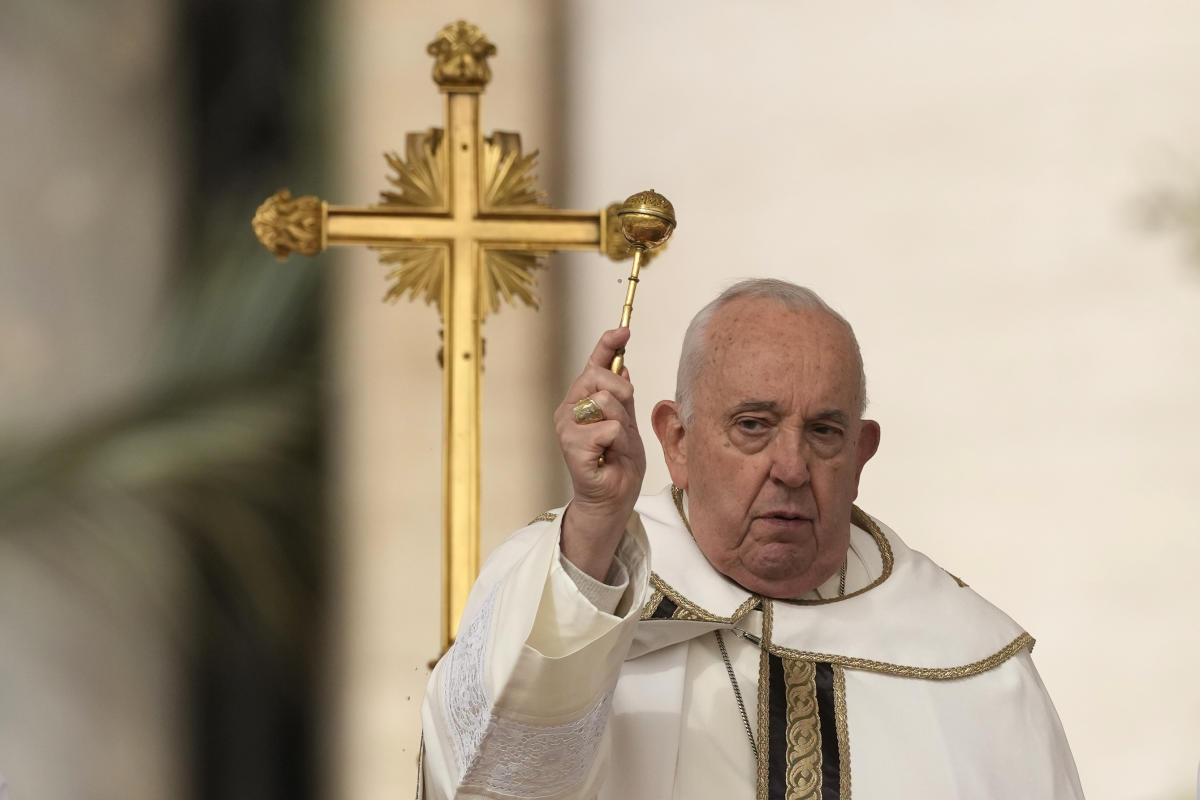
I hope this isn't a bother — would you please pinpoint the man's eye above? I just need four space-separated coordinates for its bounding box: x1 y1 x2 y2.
811 424 842 438
735 418 767 433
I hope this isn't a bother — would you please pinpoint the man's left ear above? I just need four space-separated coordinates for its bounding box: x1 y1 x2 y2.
855 420 881 481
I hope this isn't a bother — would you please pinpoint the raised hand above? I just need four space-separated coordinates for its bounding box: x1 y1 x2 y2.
553 327 647 580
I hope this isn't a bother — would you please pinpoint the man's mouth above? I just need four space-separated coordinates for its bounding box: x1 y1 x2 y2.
758 512 811 523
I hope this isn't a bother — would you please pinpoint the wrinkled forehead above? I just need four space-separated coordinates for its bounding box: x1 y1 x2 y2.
697 299 863 411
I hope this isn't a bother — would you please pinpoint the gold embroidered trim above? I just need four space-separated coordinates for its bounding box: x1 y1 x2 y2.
755 598 774 800
670 603 706 621
783 507 894 605
782 658 822 799
638 590 665 620
769 632 1036 680
527 511 557 524
832 664 851 799
662 487 1029 682
415 734 426 799
670 485 894 606
647 573 762 624
671 483 690 531
943 568 969 588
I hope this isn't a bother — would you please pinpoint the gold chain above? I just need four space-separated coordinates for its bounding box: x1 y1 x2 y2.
714 630 759 761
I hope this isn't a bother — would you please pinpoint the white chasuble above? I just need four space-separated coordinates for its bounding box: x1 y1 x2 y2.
419 487 1085 799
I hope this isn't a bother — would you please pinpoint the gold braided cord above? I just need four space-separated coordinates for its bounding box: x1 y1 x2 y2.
638 590 665 621
526 511 558 525
832 665 851 800
670 604 707 622
670 483 691 532
783 507 894 605
661 486 1031 681
769 632 1036 681
755 599 774 800
646 574 1033 680
647 573 762 624
415 735 426 799
943 568 969 588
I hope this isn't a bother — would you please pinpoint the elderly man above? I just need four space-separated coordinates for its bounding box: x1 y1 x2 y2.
419 279 1084 799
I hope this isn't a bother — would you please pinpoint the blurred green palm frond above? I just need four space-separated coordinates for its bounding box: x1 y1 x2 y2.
0 217 326 666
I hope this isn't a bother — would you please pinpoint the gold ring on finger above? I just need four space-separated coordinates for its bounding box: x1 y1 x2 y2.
572 396 605 425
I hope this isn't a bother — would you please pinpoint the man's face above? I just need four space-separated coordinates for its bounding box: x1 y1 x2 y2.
652 298 880 599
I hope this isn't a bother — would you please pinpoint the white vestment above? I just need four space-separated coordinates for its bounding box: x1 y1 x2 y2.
420 487 1084 799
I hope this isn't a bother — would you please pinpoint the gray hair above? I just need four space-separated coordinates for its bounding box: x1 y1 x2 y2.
675 278 868 422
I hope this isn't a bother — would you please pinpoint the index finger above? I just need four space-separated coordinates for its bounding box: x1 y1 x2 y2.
587 327 631 371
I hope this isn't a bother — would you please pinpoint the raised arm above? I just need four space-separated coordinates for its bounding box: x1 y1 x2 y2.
419 328 651 800
554 327 647 580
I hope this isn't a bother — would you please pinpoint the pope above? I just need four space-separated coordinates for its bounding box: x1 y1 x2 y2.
419 278 1085 799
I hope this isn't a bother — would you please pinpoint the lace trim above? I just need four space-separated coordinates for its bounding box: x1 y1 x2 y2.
444 585 613 796
445 588 498 768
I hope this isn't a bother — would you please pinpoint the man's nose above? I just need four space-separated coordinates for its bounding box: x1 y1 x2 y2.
768 434 810 487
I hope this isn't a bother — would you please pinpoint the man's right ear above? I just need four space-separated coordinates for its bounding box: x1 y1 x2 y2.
651 400 689 490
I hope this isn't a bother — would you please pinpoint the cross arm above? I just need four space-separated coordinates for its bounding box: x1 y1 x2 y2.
252 190 640 262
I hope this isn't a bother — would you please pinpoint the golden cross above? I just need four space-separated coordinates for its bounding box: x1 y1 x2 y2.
250 20 648 649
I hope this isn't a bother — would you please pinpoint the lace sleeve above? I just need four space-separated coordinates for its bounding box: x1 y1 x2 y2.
443 587 613 797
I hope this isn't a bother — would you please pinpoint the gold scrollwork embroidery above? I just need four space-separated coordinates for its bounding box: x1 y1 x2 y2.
782 658 823 799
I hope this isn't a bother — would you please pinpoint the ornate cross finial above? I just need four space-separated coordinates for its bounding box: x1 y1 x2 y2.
252 189 325 260
427 21 495 93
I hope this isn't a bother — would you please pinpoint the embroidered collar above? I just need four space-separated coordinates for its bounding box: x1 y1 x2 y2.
660 484 894 615
631 486 1032 677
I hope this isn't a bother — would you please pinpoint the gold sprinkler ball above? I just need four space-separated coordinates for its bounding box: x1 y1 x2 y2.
617 190 676 249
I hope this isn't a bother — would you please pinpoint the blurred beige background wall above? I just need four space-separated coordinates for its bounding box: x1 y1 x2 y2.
0 3 183 799
2 3 327 799
333 3 1199 799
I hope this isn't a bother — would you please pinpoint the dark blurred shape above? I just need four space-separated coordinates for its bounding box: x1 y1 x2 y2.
1136 159 1200 271
0 0 330 798
176 0 329 798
